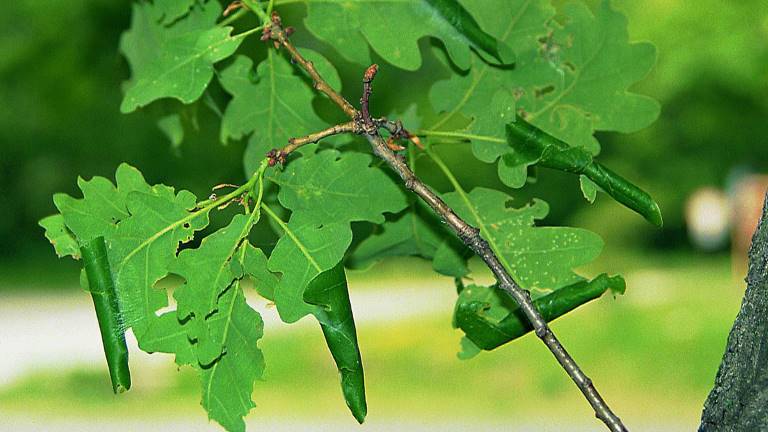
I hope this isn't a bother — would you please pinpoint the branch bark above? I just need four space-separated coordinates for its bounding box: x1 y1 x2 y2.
263 10 627 432
700 192 768 431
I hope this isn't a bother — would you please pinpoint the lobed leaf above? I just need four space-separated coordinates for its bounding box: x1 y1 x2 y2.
220 52 338 174
443 187 604 292
265 213 352 323
428 0 659 185
46 163 271 431
120 0 245 113
300 0 512 71
39 214 80 259
200 266 266 432
269 149 408 226
172 214 257 365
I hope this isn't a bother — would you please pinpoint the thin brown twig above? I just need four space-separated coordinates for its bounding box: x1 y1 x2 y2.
263 11 628 432
268 12 357 118
287 122 357 153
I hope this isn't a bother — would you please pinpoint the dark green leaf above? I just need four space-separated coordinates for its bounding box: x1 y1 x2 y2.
304 263 367 424
455 274 625 351
302 0 512 70
80 237 131 393
505 120 663 226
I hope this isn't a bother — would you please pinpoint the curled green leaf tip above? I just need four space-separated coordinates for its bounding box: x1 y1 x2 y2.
455 274 625 351
80 237 132 394
304 264 367 423
505 120 663 227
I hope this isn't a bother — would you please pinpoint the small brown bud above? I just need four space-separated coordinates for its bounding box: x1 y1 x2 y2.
285 26 295 37
363 64 379 83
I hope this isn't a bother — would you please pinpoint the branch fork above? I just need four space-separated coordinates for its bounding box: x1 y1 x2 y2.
258 9 627 431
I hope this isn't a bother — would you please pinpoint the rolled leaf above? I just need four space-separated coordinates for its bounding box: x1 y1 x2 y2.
304 263 367 423
505 120 663 227
80 237 131 393
423 0 513 64
455 274 625 351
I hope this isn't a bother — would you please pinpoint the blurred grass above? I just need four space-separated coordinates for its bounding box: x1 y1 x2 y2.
0 251 741 428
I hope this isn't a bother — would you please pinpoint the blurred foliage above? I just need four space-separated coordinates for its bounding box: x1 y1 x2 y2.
1 0 767 262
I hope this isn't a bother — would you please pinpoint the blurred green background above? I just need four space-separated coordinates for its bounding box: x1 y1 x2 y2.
1 0 767 430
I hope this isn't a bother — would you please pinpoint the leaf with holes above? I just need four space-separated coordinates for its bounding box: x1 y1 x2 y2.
199 262 266 432
443 187 603 292
172 214 257 365
427 0 659 182
52 164 209 340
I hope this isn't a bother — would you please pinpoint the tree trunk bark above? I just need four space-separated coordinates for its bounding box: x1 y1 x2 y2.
700 192 768 431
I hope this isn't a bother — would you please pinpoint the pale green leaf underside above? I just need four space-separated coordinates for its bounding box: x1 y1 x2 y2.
39 214 80 259
266 215 353 323
443 187 603 291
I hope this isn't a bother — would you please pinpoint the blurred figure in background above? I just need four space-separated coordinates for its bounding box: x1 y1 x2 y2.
685 171 768 278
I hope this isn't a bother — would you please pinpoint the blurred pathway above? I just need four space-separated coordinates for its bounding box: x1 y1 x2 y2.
0 280 453 387
0 416 689 432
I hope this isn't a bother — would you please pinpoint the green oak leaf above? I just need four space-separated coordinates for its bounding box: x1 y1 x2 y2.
172 214 255 365
120 0 245 113
443 187 603 291
427 0 659 183
139 311 196 366
39 214 80 259
513 1 660 151
241 242 279 301
220 51 340 174
304 263 367 423
348 203 444 268
200 271 266 432
52 164 209 339
269 149 408 225
503 120 663 226
141 242 268 432
300 0 512 71
454 274 625 351
109 182 207 338
265 213 352 323
150 0 197 24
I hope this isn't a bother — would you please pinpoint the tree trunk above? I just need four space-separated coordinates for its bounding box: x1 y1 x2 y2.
700 192 768 431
